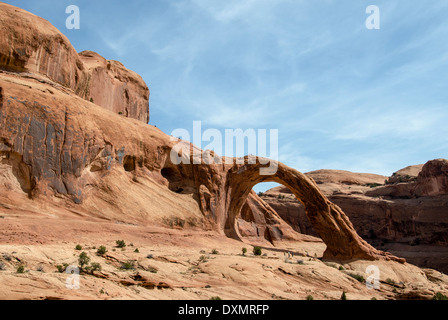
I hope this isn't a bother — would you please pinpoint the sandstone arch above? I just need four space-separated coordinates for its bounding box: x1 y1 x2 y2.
219 157 402 262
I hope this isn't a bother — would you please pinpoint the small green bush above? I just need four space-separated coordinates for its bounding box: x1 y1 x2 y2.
432 292 448 300
90 262 102 273
75 244 82 251
16 265 25 274
211 249 219 255
210 296 222 300
242 248 247 256
116 240 126 248
341 292 347 300
97 246 107 256
78 252 90 269
120 261 135 270
348 273 365 283
134 248 140 253
253 246 262 256
306 295 314 301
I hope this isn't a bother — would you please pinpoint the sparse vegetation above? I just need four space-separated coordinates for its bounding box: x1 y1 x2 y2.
78 252 90 269
211 249 219 255
432 292 448 300
386 278 396 286
16 265 25 274
120 261 135 270
56 263 69 273
75 244 82 251
116 240 126 248
339 266 345 271
199 255 208 263
366 183 382 188
242 248 247 256
90 97 94 103
210 296 222 300
341 292 347 300
257 192 264 197
306 295 314 300
253 246 262 256
134 248 140 253
90 262 102 273
97 246 108 256
348 273 365 283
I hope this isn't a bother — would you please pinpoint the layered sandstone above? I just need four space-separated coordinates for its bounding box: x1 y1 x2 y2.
0 2 149 123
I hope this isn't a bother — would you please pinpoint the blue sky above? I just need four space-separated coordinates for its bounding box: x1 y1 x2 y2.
5 1 448 192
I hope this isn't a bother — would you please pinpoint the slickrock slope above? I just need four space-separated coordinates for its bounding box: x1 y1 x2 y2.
0 2 149 123
1 3 447 300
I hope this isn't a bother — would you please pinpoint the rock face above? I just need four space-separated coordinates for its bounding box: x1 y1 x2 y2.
0 2 149 123
0 3 402 264
78 51 150 123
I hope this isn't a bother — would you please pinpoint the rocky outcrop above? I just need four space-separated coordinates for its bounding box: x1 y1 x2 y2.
0 3 149 123
0 3 402 264
261 163 448 270
78 51 149 123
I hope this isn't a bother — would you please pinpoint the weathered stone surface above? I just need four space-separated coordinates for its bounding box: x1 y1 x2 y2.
0 3 150 123
78 51 150 123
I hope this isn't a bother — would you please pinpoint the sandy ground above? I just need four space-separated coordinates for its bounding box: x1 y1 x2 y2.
1 209 447 300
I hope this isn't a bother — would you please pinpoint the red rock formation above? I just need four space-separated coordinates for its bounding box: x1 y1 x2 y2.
78 51 150 123
0 3 402 264
0 3 149 123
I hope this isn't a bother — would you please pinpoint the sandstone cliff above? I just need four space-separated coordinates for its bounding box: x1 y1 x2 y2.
0 2 149 123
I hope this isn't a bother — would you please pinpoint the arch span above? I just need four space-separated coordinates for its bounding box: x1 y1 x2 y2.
221 158 401 262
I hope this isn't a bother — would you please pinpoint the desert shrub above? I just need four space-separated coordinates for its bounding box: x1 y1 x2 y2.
199 255 208 263
56 263 69 273
78 252 90 269
120 261 135 270
97 246 107 256
253 246 262 256
432 292 448 300
75 244 82 251
242 248 247 256
211 249 219 255
16 265 25 274
339 266 345 271
348 273 365 283
134 248 140 253
341 292 347 300
257 192 264 197
210 296 222 300
306 295 314 301
116 240 126 248
386 278 396 286
90 262 102 272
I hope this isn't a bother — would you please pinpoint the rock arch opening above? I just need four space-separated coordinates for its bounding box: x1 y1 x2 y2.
221 159 397 261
